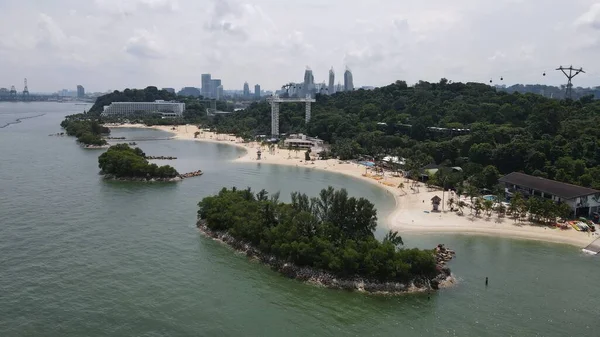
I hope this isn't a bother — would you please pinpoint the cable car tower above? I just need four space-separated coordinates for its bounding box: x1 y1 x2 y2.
556 65 584 100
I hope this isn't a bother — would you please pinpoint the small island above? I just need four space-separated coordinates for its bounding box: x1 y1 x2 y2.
60 115 109 147
98 144 182 181
197 187 454 294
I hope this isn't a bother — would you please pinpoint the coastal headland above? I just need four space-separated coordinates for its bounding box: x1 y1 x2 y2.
196 219 455 294
106 123 598 248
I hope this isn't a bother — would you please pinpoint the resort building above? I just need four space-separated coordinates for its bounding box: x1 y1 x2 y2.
102 100 185 117
283 134 324 150
499 172 600 217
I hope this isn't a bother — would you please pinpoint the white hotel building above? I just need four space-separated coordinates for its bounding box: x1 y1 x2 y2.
101 100 185 117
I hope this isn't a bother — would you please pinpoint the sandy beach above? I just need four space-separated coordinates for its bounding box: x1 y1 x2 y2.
108 123 599 248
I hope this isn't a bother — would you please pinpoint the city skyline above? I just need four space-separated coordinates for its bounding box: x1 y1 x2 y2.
1 0 600 92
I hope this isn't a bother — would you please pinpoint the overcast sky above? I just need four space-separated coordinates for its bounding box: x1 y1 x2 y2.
1 0 600 93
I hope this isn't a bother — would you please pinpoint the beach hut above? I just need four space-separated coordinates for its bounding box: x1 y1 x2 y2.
431 195 442 212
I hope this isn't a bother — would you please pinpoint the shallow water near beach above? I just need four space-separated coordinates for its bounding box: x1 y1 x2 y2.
1 102 599 337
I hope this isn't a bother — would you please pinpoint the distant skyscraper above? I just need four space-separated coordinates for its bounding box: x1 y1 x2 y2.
77 85 85 98
216 85 224 100
318 82 328 95
303 67 315 97
328 67 335 95
243 82 250 97
201 74 212 98
344 68 354 92
210 79 221 98
254 84 261 99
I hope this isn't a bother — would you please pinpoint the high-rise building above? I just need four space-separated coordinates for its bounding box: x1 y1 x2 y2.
318 82 328 95
201 74 212 98
243 82 250 97
210 79 221 98
344 68 354 92
216 85 224 100
77 85 85 98
303 67 315 98
328 67 335 95
254 84 261 99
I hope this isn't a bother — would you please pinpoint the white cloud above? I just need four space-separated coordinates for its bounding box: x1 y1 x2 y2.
124 29 165 59
575 3 600 29
0 0 599 92
94 0 179 15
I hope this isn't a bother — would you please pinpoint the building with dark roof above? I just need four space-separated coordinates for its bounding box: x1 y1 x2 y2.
499 172 600 217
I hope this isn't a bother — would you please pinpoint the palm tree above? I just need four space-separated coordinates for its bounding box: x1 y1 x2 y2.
495 203 506 217
473 198 483 217
398 183 405 195
508 193 523 222
483 199 494 218
447 197 455 211
457 201 466 215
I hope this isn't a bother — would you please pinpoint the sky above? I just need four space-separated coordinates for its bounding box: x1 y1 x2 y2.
0 0 600 93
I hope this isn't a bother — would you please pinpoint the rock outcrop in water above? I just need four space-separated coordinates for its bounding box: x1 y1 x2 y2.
196 219 455 294
103 169 203 182
103 174 183 182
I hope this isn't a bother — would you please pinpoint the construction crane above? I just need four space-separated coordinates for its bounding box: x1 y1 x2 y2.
23 78 29 96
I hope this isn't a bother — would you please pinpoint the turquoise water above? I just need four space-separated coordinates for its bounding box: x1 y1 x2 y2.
1 102 599 336
483 195 497 202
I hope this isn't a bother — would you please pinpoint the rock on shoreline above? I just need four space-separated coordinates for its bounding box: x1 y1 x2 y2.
196 219 455 294
102 174 183 182
101 169 203 182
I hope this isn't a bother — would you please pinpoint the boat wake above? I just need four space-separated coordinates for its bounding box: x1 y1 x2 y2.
0 113 46 129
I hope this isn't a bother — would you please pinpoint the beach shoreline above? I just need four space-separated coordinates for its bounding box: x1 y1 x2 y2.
107 123 598 248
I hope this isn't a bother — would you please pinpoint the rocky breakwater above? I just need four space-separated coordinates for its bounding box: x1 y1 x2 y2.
102 169 202 182
179 170 203 178
196 219 456 294
146 155 178 160
430 244 456 289
102 173 183 182
105 136 126 140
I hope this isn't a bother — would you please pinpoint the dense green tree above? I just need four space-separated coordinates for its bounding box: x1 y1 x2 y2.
198 187 438 283
61 116 109 146
98 144 178 178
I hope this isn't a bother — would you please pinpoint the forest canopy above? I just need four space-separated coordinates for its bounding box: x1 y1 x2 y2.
197 187 438 283
203 80 600 190
60 117 109 146
98 144 179 179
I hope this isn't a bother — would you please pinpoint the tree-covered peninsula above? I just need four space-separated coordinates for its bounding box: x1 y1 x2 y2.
60 116 109 146
203 80 600 190
98 144 180 181
197 187 453 293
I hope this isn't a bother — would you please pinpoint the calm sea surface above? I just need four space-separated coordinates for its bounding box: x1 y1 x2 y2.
1 102 599 336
